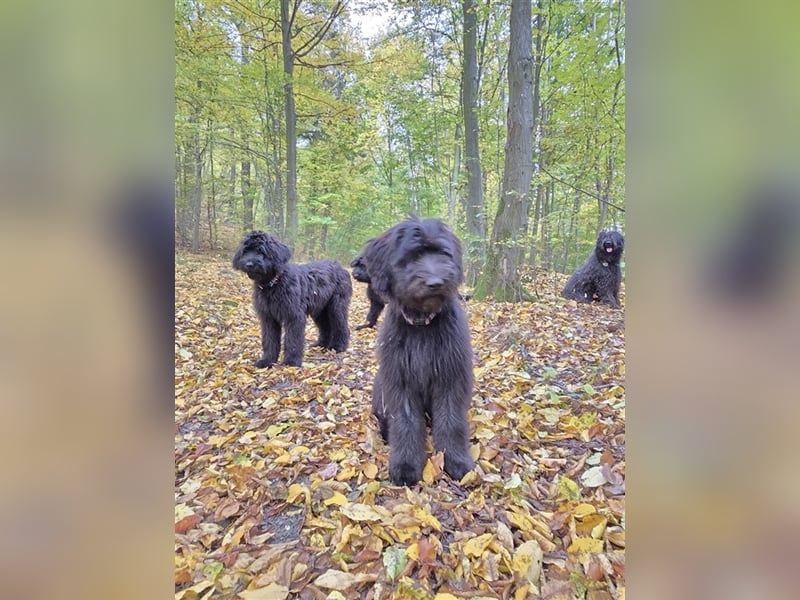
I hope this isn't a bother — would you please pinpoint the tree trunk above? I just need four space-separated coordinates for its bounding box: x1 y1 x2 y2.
462 0 485 287
528 1 544 268
191 136 203 253
207 138 216 249
447 122 461 227
474 0 534 302
241 160 254 232
281 0 298 246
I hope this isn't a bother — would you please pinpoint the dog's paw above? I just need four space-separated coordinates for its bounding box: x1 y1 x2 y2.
390 462 422 487
444 453 475 482
282 357 302 367
254 357 274 368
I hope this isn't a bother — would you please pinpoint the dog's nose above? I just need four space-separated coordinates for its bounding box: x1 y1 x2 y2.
245 260 256 269
425 276 444 289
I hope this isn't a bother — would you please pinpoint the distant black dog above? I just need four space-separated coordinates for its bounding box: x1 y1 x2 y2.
364 218 474 486
350 251 385 330
232 231 352 367
562 230 625 309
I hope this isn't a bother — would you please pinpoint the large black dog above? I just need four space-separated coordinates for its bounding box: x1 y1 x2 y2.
362 218 474 486
349 251 385 330
562 230 625 309
232 231 352 367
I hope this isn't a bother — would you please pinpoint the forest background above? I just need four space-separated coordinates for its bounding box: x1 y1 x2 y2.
175 0 624 298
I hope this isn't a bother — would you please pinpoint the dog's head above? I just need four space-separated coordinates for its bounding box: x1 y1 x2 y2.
232 231 292 282
594 230 624 264
364 218 463 316
350 252 371 284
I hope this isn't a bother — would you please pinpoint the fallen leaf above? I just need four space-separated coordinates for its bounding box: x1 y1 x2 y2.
237 582 289 600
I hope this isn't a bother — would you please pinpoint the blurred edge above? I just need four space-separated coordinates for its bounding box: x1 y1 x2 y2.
0 1 174 598
629 0 800 598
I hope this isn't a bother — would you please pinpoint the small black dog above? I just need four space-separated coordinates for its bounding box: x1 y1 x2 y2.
363 218 474 486
232 231 352 367
562 230 625 309
350 251 386 330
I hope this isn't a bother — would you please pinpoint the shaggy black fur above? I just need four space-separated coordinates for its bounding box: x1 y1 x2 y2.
232 231 352 367
364 218 474 486
562 230 625 309
350 251 386 330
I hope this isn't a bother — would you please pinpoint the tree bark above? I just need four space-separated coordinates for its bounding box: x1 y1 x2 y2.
474 0 534 301
281 0 298 246
462 0 485 287
241 160 254 232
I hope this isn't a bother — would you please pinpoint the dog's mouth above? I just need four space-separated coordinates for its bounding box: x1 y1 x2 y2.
604 242 615 253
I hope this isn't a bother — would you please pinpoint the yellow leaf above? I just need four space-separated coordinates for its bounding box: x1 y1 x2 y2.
559 476 582 500
513 584 532 600
567 537 604 554
434 594 459 600
238 431 258 443
323 491 348 506
573 503 597 519
463 533 494 557
314 569 358 591
237 583 289 599
336 465 357 481
422 460 435 484
412 506 442 531
406 541 420 561
460 470 478 485
340 503 391 522
175 503 194 521
176 580 214 600
286 483 308 505
512 540 543 584
208 434 232 446
575 514 608 539
265 424 290 438
362 463 378 479
273 452 292 465
469 443 481 460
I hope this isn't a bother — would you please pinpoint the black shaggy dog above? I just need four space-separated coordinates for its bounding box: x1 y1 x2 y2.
363 218 474 486
349 251 386 330
232 231 352 367
562 230 625 309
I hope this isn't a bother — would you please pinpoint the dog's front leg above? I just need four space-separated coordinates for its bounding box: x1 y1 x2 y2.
256 317 281 368
431 392 475 482
282 311 306 366
388 395 427 486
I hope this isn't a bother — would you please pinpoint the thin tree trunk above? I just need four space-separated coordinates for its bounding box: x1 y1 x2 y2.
191 137 203 253
281 0 298 246
474 0 534 301
462 0 486 287
447 122 461 227
242 160 254 232
208 137 216 249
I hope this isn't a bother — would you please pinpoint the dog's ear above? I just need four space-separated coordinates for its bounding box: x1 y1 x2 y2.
266 236 292 264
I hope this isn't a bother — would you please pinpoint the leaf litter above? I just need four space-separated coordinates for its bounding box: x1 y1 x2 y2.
175 253 625 599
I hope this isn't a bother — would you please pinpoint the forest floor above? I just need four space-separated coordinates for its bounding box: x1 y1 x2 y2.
175 251 625 600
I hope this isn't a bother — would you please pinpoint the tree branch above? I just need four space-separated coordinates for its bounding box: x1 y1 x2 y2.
539 165 625 213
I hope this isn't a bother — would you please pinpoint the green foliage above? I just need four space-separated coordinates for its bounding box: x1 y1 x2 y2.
175 0 625 276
